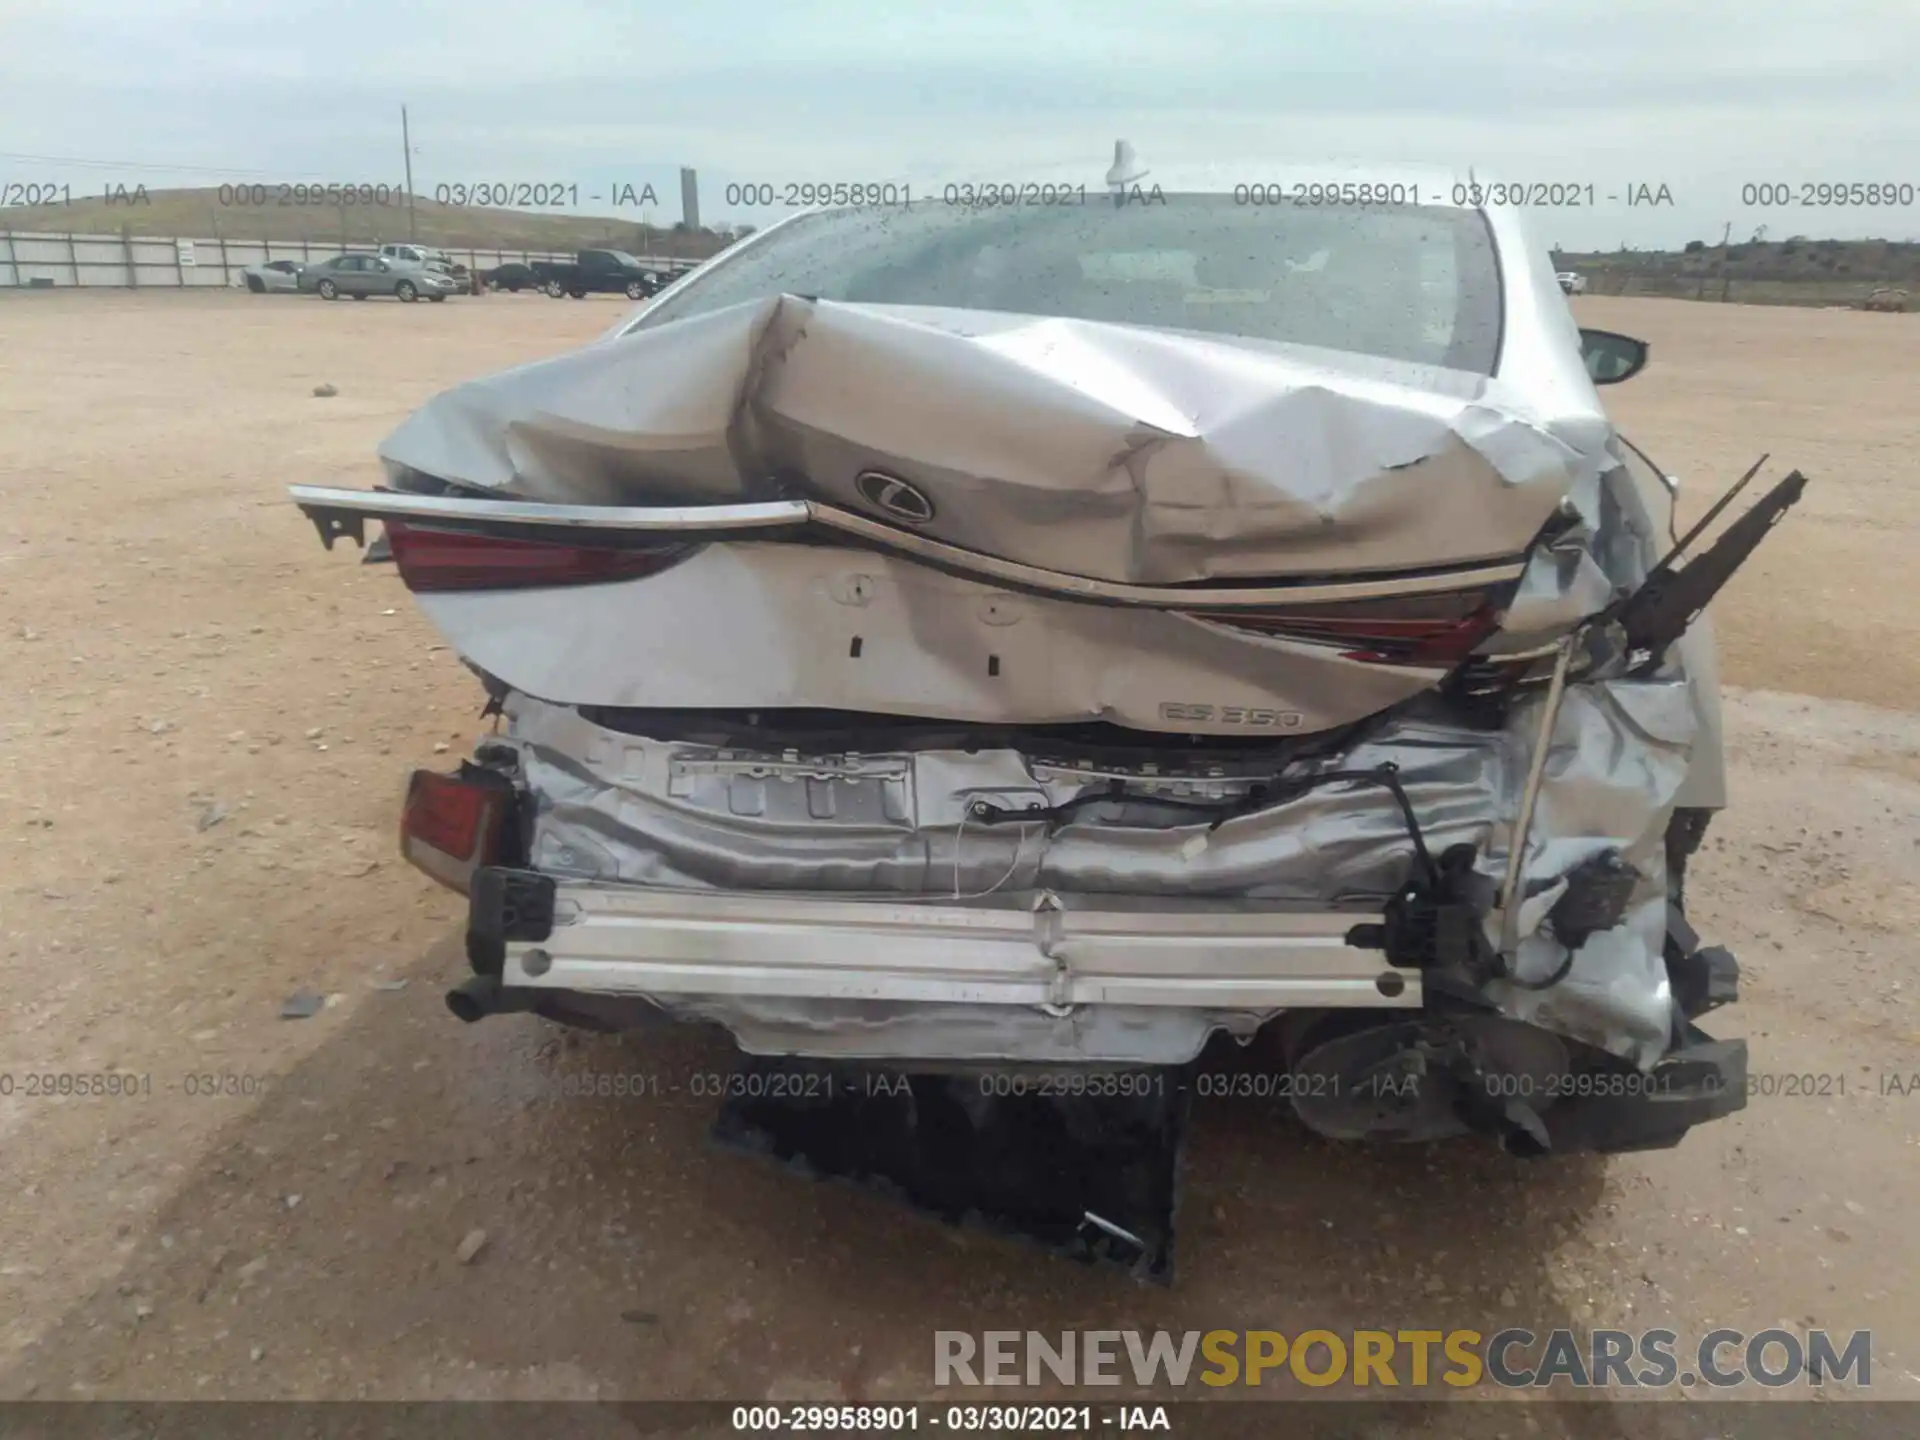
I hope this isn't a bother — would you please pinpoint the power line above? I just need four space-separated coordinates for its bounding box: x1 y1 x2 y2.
0 150 376 179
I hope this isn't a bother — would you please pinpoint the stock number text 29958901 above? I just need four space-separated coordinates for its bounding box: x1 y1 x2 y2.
1235 182 1428 206
731 1404 1100 1432
977 1072 1166 1098
725 182 916 208
1741 182 1917 207
217 183 403 207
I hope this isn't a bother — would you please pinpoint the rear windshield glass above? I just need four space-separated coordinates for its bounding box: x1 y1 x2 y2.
634 196 1502 373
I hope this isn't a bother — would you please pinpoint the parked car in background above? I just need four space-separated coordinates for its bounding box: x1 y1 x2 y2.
297 253 461 302
480 262 541 293
239 259 303 294
379 243 453 271
1861 286 1909 313
379 243 469 284
530 249 666 300
1556 270 1589 295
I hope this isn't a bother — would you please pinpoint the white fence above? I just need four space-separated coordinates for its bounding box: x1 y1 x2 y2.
0 232 703 289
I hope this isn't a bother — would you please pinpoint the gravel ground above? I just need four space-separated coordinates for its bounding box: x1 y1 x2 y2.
1 290 1917 1429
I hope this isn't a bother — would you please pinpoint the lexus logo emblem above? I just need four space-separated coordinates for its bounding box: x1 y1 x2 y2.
855 470 936 525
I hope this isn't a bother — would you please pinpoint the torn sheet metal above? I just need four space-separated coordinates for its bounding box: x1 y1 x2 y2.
500 673 1693 1068
376 294 1611 584
1485 677 1696 1067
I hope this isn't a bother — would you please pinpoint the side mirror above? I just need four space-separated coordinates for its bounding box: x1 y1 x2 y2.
1579 328 1650 385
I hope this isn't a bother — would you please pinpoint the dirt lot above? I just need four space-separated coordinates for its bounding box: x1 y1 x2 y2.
1 290 1917 1429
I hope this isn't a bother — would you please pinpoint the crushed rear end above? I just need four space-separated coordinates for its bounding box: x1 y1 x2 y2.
291 194 1791 1230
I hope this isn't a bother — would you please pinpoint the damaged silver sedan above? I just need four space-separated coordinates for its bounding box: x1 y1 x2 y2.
294 171 1799 1262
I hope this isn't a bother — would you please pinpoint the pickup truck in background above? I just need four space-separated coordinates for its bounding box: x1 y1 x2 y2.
530 249 668 300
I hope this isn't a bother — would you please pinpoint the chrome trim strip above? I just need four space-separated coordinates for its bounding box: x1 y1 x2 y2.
289 485 812 531
501 886 1416 1011
806 504 1527 606
291 485 1527 607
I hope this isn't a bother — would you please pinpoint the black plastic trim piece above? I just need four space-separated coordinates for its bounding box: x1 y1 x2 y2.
1378 843 1498 975
1671 944 1741 1019
1547 849 1639 950
1610 468 1809 676
1542 1029 1746 1154
466 867 556 977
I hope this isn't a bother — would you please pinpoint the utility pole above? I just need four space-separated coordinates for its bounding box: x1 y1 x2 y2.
1698 221 1730 301
1727 225 1766 303
401 105 418 241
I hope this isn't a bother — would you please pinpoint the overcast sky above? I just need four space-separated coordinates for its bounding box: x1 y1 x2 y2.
5 0 1918 248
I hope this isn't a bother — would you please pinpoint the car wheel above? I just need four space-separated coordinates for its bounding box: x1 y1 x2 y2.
396 280 418 303
245 275 266 294
546 279 566 298
317 279 338 300
624 279 646 300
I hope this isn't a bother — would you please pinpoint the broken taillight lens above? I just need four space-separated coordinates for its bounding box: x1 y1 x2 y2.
384 521 694 593
1182 591 1503 666
399 768 513 894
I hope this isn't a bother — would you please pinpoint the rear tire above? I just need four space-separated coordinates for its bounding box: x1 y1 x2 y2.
245 275 266 294
396 280 418 303
317 279 338 300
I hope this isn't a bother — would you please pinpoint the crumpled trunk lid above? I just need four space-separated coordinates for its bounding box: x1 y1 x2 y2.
376 294 1610 583
294 295 1632 736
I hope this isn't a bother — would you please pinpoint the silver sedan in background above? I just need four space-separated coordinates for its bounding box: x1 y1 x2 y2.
296 253 460 302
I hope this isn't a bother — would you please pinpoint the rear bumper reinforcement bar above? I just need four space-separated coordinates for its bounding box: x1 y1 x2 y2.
468 870 1417 1012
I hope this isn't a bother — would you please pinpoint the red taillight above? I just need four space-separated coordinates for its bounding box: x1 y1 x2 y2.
400 769 511 893
1183 593 1503 666
384 521 692 592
